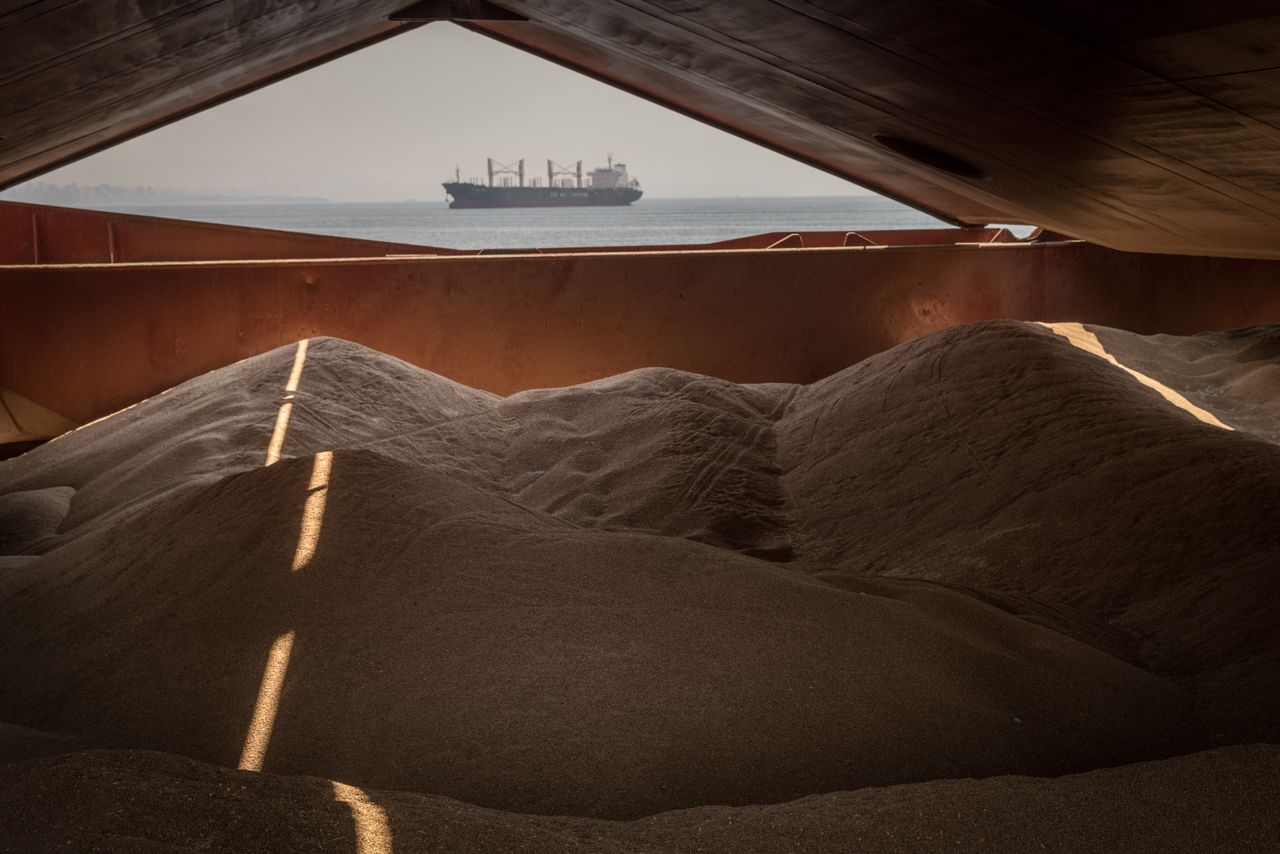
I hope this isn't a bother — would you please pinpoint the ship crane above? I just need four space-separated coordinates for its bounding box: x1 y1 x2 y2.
548 159 582 189
487 157 525 187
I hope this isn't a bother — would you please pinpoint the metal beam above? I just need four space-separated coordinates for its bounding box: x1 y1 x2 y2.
391 1 525 21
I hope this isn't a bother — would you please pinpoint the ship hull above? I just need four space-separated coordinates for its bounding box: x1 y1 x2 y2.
443 182 642 209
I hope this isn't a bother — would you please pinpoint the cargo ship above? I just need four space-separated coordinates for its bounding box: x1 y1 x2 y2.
443 156 642 208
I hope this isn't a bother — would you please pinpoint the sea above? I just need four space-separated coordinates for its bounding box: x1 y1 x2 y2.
99 195 993 250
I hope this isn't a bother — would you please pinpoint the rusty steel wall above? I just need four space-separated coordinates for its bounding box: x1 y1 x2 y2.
0 201 1017 263
0 201 459 264
3 240 1279 426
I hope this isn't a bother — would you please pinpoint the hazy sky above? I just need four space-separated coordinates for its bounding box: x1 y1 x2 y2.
28 23 868 202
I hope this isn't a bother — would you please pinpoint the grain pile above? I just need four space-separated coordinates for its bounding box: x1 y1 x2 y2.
1 321 1277 850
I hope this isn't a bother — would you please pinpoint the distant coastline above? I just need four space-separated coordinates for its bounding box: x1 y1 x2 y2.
0 181 327 206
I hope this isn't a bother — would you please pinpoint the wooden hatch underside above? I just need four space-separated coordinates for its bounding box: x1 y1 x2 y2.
3 1 1280 258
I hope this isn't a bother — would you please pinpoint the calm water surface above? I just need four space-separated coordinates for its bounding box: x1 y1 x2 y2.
103 196 957 250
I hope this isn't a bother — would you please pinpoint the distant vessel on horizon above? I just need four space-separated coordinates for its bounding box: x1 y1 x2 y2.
443 156 642 209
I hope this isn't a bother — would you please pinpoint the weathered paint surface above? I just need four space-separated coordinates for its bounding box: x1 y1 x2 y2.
0 200 1015 264
4 236 1278 425
0 201 459 264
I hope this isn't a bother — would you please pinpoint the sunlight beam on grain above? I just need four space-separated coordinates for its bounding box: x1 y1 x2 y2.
239 448 332 771
332 781 394 854
283 338 309 393
264 401 294 466
292 450 332 572
238 630 295 771
265 339 310 466
1039 322 1233 430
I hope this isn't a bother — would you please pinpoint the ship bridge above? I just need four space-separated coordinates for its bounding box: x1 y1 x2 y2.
588 160 636 189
